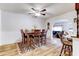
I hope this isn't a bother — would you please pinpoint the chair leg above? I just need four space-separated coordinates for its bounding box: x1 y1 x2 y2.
44 38 46 45
69 46 71 56
64 45 66 55
60 44 64 56
69 46 72 56
71 46 72 54
38 37 40 47
40 38 42 46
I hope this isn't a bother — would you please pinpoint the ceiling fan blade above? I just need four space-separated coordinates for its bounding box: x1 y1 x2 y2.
31 8 36 11
41 13 46 16
28 12 35 15
40 9 46 12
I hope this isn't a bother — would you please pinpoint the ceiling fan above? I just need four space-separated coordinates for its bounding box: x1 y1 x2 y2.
28 8 46 16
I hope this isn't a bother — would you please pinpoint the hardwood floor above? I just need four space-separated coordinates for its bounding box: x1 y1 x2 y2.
18 45 61 56
0 43 61 56
0 43 18 56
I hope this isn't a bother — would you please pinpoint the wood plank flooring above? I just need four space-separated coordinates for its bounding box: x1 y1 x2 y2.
0 43 61 56
18 46 61 56
0 43 18 56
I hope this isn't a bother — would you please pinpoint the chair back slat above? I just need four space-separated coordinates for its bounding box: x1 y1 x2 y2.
20 29 25 40
57 32 64 44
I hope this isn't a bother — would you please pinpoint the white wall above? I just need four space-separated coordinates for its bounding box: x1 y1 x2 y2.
1 11 45 45
45 11 77 36
73 38 79 56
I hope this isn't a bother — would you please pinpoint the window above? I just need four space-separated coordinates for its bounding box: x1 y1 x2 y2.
53 26 63 31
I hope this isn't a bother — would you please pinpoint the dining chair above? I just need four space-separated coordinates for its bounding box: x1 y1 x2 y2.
19 29 26 53
58 32 72 56
41 29 47 45
34 30 41 47
25 30 35 50
20 29 25 45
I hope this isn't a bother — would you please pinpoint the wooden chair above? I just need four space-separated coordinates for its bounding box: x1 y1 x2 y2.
58 33 72 56
17 29 26 53
20 29 35 52
41 29 47 45
25 31 35 50
34 30 41 47
20 29 25 45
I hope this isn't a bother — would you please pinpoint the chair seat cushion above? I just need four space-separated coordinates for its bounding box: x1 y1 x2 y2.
63 41 72 45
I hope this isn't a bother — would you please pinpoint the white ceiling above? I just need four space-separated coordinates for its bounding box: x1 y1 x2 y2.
0 3 75 19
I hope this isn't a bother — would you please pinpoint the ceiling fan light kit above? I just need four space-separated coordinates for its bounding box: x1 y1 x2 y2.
35 12 41 16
